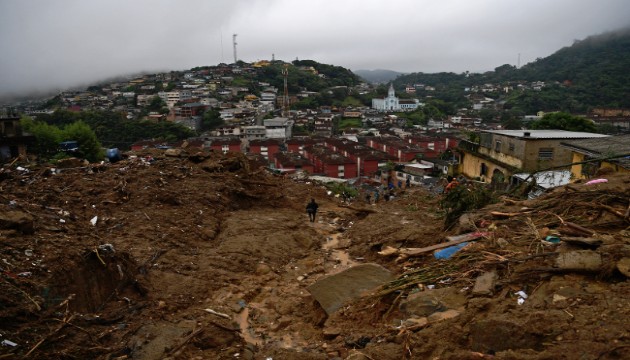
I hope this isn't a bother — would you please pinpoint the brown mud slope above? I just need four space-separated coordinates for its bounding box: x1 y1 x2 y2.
1 151 629 360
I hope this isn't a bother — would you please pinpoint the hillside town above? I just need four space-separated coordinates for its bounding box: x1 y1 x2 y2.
2 60 629 194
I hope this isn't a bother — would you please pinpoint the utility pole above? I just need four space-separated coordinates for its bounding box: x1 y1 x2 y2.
232 34 238 64
282 64 289 118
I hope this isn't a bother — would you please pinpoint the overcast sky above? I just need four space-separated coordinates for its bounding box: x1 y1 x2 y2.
1 0 629 99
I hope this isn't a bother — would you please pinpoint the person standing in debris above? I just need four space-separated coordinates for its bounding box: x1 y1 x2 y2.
444 175 460 194
406 177 411 188
373 190 379 203
306 198 319 223
365 192 372 204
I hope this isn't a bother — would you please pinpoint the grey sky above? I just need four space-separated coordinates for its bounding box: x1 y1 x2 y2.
1 0 629 99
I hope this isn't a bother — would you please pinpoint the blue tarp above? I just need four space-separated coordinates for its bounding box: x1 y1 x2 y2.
434 242 469 259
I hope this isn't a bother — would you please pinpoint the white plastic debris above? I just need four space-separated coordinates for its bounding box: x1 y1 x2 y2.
1 339 18 347
515 290 528 305
59 219 66 223
24 249 33 257
90 216 98 226
98 244 115 253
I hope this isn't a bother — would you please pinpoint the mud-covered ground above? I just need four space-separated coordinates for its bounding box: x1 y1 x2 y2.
1 150 629 359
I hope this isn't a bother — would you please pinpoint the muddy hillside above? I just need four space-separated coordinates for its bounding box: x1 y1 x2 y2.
1 150 629 360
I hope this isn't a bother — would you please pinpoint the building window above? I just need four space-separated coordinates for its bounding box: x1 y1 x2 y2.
508 142 515 151
494 140 501 152
480 163 488 176
538 148 554 160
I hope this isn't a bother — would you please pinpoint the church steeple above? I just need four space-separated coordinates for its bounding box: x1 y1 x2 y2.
388 83 395 97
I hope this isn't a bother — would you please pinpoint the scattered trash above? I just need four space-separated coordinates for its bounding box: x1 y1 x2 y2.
90 216 98 226
203 308 231 319
515 290 528 305
542 235 561 246
24 249 34 257
1 339 18 347
98 244 115 253
17 272 32 277
427 285 435 289
59 219 66 223
585 178 608 185
434 242 469 259
117 264 124 279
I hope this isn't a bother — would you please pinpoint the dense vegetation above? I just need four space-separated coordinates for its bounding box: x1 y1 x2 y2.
391 27 630 113
33 110 194 150
252 60 361 94
21 117 104 162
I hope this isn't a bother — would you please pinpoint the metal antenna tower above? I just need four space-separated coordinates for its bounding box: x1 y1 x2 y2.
232 34 238 63
282 64 289 117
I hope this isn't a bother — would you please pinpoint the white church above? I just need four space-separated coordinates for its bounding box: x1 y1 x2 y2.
372 84 421 112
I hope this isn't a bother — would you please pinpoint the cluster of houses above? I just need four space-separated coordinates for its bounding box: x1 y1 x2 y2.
2 109 629 196
4 58 630 193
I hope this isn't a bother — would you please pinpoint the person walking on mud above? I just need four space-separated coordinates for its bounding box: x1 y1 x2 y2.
306 198 319 223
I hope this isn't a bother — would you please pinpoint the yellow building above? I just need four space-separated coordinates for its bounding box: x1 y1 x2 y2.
458 130 608 183
561 134 630 179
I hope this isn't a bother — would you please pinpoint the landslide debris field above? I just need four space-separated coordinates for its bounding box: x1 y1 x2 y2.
1 150 629 360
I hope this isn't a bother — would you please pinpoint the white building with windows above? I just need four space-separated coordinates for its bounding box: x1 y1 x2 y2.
264 117 293 140
372 84 421 112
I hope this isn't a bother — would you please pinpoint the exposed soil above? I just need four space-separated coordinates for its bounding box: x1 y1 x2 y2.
1 150 629 360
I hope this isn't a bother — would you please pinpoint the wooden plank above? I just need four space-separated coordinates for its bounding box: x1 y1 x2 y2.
401 232 488 256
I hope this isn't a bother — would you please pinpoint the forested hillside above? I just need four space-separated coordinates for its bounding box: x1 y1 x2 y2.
392 27 630 112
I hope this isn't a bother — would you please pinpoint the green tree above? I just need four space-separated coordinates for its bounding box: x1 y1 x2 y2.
62 121 104 162
147 96 167 112
202 109 224 130
528 112 597 132
21 117 63 160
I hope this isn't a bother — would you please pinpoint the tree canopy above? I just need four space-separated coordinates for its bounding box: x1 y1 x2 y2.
34 109 194 150
21 117 103 162
528 112 597 132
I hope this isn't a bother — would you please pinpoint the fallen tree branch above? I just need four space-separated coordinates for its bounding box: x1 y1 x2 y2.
1 277 41 311
584 203 629 221
401 232 488 256
166 328 204 356
490 210 533 218
202 308 231 319
25 314 76 357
